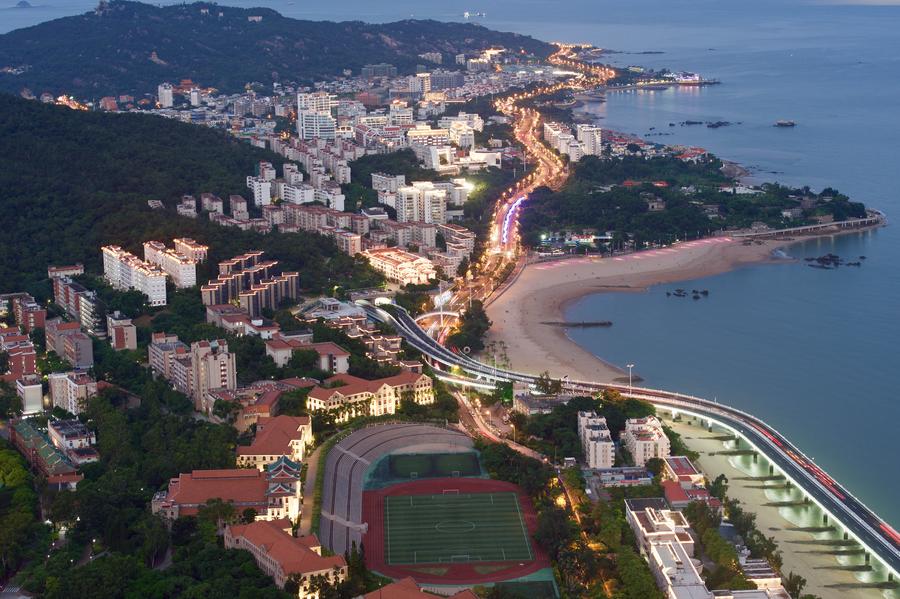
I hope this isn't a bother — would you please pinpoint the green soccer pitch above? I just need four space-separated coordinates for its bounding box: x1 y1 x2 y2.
384 492 534 565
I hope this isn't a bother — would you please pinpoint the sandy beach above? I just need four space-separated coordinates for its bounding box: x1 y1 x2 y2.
484 237 781 382
666 417 886 599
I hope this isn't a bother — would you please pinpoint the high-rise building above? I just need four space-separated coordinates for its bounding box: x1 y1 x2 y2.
577 411 615 469
297 92 337 140
157 83 174 108
396 182 448 224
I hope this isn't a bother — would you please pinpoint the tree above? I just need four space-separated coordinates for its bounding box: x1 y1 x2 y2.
534 371 562 395
709 473 729 499
456 256 470 278
534 505 573 561
645 457 665 477
783 571 807 598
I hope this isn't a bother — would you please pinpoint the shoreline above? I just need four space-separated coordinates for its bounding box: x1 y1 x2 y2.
483 228 876 382
667 417 886 599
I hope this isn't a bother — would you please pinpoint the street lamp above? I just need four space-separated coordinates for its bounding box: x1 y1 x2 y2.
626 364 635 395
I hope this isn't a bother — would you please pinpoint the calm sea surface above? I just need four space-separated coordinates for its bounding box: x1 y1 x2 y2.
4 0 898 524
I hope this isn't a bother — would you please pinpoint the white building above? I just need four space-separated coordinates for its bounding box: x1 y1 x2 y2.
448 121 475 148
396 181 448 224
371 172 406 193
439 112 484 132
48 371 98 415
577 411 615 469
157 83 174 108
101 245 167 306
297 92 337 140
576 124 604 155
16 375 43 415
622 416 671 467
362 248 436 285
246 176 273 206
143 241 198 288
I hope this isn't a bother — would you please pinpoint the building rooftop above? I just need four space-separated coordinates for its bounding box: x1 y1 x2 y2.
236 415 311 457
227 520 346 577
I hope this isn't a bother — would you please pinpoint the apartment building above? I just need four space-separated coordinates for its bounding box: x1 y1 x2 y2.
1 293 46 333
362 248 437 285
577 411 616 469
622 416 671 467
101 245 167 306
169 339 237 413
371 172 406 193
396 181 448 224
148 332 189 380
48 371 98 415
236 415 313 470
143 240 199 288
51 277 106 337
106 311 137 350
45 319 94 369
224 520 347 599
173 238 209 262
0 327 36 380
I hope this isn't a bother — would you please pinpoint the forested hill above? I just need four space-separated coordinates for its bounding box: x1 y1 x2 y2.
0 94 382 296
0 1 553 97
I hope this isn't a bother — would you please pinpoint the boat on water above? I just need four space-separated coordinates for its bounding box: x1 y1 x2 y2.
774 120 796 127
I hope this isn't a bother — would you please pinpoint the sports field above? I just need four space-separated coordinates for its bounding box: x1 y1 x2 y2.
384 491 533 565
388 452 481 479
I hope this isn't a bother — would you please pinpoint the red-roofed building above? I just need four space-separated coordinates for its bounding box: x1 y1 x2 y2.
151 457 302 521
362 577 479 599
265 335 350 373
306 372 433 421
237 415 313 470
662 480 723 514
208 378 317 433
663 456 705 488
224 520 347 599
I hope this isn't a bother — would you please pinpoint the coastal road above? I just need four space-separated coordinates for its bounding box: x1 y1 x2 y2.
361 301 900 580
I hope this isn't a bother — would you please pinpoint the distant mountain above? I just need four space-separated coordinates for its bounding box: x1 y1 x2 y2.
0 0 552 97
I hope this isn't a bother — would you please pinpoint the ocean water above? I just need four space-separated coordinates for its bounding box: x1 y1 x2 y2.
4 0 898 526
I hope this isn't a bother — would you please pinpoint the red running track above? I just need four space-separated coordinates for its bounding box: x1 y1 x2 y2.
361 477 551 585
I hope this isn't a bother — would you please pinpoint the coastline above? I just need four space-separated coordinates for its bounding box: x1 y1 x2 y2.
484 236 789 382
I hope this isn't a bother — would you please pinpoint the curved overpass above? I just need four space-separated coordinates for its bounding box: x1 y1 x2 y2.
361 301 900 580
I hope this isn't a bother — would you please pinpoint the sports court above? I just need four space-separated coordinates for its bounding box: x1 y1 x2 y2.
384 491 533 565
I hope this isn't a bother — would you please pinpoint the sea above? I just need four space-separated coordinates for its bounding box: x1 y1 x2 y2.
3 0 898 526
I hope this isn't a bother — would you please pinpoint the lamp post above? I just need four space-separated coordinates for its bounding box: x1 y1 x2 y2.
626 363 635 395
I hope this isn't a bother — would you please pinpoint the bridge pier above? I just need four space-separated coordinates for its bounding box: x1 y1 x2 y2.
823 513 828 525
752 453 758 463
769 465 774 475
865 552 870 565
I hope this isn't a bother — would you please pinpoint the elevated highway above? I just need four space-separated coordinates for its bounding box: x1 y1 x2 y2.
361 301 900 581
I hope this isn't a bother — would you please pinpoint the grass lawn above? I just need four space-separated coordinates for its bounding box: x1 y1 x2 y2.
385 492 533 565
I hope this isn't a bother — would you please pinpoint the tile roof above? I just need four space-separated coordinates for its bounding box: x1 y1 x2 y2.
236 415 311 457
228 520 346 577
